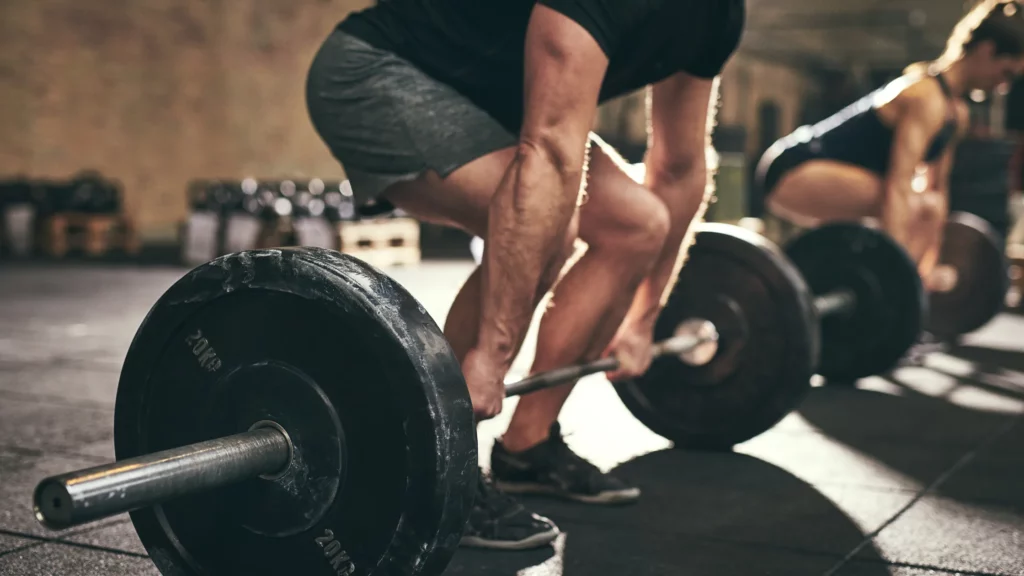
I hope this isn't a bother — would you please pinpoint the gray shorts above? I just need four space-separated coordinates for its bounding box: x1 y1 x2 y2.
306 31 518 207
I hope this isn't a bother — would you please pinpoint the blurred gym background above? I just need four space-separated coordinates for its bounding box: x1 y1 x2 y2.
1 0 1022 300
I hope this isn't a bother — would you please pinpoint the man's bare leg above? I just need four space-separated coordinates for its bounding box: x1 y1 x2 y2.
442 220 579 365
382 146 579 366
500 146 670 452
380 145 576 549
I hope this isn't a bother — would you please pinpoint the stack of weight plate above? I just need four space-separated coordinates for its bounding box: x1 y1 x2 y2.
948 137 1015 239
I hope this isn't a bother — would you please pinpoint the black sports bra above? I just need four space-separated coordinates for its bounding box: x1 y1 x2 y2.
803 73 959 175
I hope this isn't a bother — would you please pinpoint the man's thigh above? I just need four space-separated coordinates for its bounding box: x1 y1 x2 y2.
381 146 518 236
307 30 517 221
454 136 670 254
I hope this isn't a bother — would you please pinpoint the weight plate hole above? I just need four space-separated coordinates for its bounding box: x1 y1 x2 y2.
248 420 294 481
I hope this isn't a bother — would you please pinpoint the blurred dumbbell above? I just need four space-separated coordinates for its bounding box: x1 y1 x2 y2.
0 176 31 205
323 180 357 222
187 180 214 212
239 177 261 216
31 180 59 216
292 178 337 249
292 178 326 219
210 181 241 216
273 181 296 219
221 178 275 254
90 178 122 214
60 171 121 214
251 182 279 221
68 172 98 212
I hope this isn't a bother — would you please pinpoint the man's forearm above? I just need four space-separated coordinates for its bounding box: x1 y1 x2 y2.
622 172 710 328
476 145 583 367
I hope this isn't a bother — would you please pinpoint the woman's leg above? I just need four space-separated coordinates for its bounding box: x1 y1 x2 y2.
766 159 950 280
765 159 886 226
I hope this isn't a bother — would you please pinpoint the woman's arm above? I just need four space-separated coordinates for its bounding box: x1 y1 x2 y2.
918 100 968 280
882 84 948 260
916 146 954 278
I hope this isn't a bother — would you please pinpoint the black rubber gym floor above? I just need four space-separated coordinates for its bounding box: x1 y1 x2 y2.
0 262 1022 576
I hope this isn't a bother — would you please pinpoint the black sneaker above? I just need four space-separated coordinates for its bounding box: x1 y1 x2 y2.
460 471 560 550
491 423 641 505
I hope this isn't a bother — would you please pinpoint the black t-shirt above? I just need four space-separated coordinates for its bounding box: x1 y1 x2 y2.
338 0 745 133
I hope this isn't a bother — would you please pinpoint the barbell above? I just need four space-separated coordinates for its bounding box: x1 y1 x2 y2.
32 222 925 575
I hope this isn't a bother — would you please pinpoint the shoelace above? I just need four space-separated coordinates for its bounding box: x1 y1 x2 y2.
476 473 520 513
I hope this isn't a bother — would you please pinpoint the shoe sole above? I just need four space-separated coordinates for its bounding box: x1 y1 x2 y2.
460 527 560 550
495 481 641 505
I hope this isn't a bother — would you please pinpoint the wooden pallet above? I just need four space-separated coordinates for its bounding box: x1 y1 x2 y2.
39 212 140 258
338 218 421 268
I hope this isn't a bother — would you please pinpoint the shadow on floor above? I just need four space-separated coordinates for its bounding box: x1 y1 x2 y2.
947 343 1024 385
444 450 885 575
798 360 1022 508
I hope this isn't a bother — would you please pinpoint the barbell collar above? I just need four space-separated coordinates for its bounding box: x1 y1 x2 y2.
33 426 292 531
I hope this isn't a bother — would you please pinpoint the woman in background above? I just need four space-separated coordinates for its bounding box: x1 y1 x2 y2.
756 0 1024 288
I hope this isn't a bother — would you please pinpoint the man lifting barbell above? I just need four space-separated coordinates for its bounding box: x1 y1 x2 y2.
306 0 743 551
756 0 1024 290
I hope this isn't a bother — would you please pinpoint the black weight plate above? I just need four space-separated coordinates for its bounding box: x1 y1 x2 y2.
786 224 925 382
114 248 476 576
925 212 1008 341
614 223 817 450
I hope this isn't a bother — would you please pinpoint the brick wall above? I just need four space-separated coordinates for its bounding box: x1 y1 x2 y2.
0 0 371 241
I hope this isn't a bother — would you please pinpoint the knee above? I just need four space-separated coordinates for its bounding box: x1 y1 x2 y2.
629 196 673 255
595 193 671 261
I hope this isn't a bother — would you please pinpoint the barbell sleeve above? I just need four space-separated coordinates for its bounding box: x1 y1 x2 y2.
504 326 716 398
33 426 291 530
812 289 857 318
